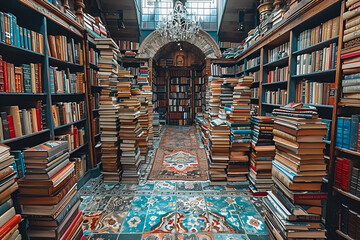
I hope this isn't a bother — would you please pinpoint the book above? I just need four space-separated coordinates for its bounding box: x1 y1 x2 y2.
24 140 68 158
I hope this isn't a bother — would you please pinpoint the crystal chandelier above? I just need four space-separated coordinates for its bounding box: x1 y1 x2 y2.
156 1 201 42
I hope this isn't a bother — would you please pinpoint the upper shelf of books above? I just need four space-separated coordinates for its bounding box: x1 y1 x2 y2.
216 0 341 65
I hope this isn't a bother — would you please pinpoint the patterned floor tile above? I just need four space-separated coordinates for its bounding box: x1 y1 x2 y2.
118 234 143 240
121 210 148 233
85 196 112 212
104 196 133 212
176 182 203 191
95 211 128 234
246 235 270 240
120 184 139 191
180 211 210 232
82 212 104 236
174 232 214 240
213 233 249 240
238 212 267 235
142 233 175 240
138 184 155 191
88 233 119 240
154 181 176 191
144 210 178 233
80 196 93 211
177 196 206 215
207 211 244 234
130 195 152 212
201 183 226 191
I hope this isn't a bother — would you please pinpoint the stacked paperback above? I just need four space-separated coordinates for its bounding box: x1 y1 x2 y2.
343 0 360 48
118 99 144 183
208 76 222 118
249 116 275 194
95 38 122 182
227 77 252 184
0 144 21 240
18 140 84 239
264 103 327 239
208 118 230 185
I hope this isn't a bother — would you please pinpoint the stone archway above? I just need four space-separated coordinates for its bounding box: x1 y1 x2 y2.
137 29 222 59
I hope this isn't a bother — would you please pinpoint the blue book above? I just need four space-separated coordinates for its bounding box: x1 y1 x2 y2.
350 115 360 151
344 73 360 80
0 199 12 216
26 29 32 51
23 28 28 50
19 26 24 48
232 130 252 134
49 67 55 93
0 12 4 42
331 43 336 69
16 25 20 47
11 150 25 178
343 117 352 149
22 64 32 93
336 117 344 148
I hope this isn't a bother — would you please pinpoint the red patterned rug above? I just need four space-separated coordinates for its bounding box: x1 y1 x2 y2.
149 147 208 181
159 126 198 149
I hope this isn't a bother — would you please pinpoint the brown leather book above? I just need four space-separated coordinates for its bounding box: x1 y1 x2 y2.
0 167 14 182
18 176 77 205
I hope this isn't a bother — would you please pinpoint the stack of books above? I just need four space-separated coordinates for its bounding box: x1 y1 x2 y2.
227 77 252 184
117 78 132 98
0 144 21 240
196 114 210 146
138 66 149 85
18 140 84 239
95 38 122 182
153 113 160 139
208 76 222 118
249 116 275 194
340 73 360 105
343 1 360 48
220 83 233 106
264 103 327 239
208 118 230 185
118 99 144 183
142 85 153 150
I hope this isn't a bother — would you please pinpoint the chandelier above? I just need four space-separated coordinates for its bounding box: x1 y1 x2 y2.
156 1 201 42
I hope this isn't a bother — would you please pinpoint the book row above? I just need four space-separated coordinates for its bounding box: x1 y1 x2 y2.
266 66 289 83
295 81 335 106
0 11 44 54
56 125 86 152
48 35 84 65
296 43 337 75
0 56 42 93
264 89 287 106
336 115 360 151
169 92 191 99
170 85 190 92
297 16 339 51
49 67 85 94
246 56 260 69
170 77 191 85
0 104 45 141
268 41 289 63
51 102 85 128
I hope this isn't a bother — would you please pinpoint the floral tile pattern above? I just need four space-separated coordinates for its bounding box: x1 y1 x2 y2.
82 126 269 239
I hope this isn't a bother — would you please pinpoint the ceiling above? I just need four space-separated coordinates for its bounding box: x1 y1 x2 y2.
218 0 258 43
84 0 140 42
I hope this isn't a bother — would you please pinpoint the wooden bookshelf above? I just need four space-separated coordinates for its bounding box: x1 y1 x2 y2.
336 230 355 240
333 186 360 203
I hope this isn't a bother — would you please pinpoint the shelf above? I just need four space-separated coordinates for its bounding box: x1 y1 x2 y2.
333 186 360 203
69 142 88 155
336 147 360 157
51 93 85 96
262 103 282 107
92 109 100 112
303 104 334 108
1 129 50 145
91 85 103 91
291 69 336 80
95 133 101 138
336 230 354 240
245 65 260 73
250 98 259 101
293 36 339 56
262 81 288 87
0 92 47 97
89 63 99 71
323 140 331 145
54 119 86 130
263 56 289 68
338 103 360 108
49 57 84 72
235 71 244 76
251 81 260 88
0 41 45 62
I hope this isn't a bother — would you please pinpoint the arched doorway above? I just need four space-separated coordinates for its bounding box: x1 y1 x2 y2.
152 41 208 125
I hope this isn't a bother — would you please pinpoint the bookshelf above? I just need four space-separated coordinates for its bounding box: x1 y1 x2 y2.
208 0 343 236
0 0 94 187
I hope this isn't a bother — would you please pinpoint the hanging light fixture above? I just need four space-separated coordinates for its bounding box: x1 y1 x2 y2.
156 0 201 42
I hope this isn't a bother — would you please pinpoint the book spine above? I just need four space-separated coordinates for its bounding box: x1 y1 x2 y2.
343 118 352 149
350 115 360 151
336 117 344 148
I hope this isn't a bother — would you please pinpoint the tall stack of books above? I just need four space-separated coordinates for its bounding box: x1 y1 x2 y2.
208 118 230 185
142 85 153 150
153 113 160 139
249 116 275 195
227 76 252 185
0 144 21 240
208 76 223 118
263 103 327 239
343 1 360 48
138 66 149 86
18 140 84 239
118 99 144 183
95 38 122 182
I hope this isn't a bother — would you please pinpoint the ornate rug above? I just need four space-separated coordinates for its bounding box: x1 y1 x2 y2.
149 148 208 181
159 126 198 148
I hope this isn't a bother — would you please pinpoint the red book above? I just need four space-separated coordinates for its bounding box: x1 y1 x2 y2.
3 60 8 92
0 55 4 92
342 158 353 191
80 236 85 240
36 108 41 131
335 157 343 188
293 192 328 201
0 214 21 239
73 126 78 149
341 50 360 60
60 211 82 240
357 123 360 152
250 163 257 173
329 83 336 105
7 115 15 138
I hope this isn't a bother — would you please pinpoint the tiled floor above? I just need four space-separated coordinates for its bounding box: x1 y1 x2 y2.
80 126 270 240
